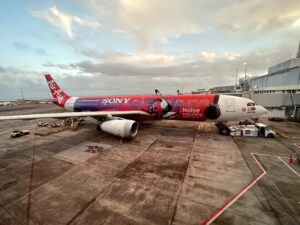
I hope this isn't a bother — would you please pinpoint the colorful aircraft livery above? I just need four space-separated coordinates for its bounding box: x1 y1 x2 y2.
45 75 221 121
72 95 220 121
45 75 70 107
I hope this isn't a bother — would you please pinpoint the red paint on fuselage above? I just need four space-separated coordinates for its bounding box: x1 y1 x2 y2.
74 94 219 121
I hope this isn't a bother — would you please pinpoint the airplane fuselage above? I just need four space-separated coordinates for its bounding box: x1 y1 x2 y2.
63 94 267 122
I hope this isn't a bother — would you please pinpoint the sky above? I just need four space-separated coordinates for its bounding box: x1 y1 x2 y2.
0 0 300 100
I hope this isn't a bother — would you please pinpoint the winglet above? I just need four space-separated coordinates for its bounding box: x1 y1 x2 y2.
45 74 70 107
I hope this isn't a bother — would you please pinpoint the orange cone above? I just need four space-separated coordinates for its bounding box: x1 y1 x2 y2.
288 154 293 163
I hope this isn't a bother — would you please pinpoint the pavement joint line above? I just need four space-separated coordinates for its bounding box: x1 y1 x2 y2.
200 153 267 225
170 129 196 224
277 157 300 178
179 195 218 210
271 183 298 215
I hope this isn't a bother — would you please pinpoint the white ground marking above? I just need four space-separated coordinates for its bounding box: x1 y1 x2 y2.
277 157 300 178
252 153 290 159
293 143 300 148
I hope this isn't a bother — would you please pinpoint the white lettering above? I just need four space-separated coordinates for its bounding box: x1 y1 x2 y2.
55 90 65 104
124 98 131 104
47 80 56 91
108 99 115 104
182 108 200 113
101 98 131 104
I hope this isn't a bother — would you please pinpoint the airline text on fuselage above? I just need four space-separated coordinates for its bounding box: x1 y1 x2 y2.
182 108 200 113
101 98 131 104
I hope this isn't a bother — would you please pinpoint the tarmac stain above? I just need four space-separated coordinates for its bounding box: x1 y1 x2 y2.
0 180 18 191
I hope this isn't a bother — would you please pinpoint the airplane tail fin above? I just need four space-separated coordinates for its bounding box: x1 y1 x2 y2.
45 74 71 107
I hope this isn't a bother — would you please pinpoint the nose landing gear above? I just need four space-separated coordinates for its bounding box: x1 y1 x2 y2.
215 122 230 135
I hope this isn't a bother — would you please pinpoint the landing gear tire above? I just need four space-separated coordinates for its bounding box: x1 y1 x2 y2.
96 124 101 131
219 126 230 135
215 122 221 128
137 122 143 130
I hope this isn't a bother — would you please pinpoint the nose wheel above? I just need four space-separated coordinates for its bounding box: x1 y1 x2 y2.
215 123 230 135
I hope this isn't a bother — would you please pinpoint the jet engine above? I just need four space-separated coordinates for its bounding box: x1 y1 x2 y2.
205 104 221 120
100 119 138 138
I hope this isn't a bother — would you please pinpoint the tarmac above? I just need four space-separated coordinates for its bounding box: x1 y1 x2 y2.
0 104 299 225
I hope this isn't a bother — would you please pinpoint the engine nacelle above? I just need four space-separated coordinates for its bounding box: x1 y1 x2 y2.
205 104 221 120
100 119 138 138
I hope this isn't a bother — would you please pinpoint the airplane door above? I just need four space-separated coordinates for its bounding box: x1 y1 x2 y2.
225 98 235 112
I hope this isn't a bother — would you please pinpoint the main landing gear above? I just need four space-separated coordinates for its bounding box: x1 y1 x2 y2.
96 124 101 131
215 122 230 135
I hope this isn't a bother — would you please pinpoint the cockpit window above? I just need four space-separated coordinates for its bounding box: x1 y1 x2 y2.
247 102 255 106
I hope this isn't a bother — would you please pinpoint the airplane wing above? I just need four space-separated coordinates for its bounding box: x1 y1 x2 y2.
0 110 150 121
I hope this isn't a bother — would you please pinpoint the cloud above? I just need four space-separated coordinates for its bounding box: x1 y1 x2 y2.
31 6 100 38
293 17 300 27
118 0 202 47
35 48 48 56
43 61 77 70
75 52 241 78
80 0 203 48
78 0 300 48
0 66 50 100
0 66 6 73
13 42 31 50
216 0 300 32
72 40 298 91
76 50 243 75
13 42 48 56
79 50 178 66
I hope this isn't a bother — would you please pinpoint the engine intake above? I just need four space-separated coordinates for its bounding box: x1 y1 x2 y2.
100 119 138 138
205 104 221 120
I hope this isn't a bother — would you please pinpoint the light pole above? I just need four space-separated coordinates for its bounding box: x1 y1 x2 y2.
21 88 24 100
243 62 247 79
235 68 238 92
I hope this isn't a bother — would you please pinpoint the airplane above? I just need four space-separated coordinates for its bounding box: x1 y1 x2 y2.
0 74 267 138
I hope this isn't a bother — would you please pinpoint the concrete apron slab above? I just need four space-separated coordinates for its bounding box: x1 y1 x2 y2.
172 134 254 225
67 132 195 225
54 142 111 164
4 138 159 225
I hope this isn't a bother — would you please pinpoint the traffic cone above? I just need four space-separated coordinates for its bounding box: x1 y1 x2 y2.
288 154 293 163
120 138 123 145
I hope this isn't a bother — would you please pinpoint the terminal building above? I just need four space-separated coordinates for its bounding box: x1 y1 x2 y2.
239 42 300 121
191 85 241 95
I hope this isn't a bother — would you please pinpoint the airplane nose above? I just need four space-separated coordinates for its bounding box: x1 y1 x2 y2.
257 105 267 115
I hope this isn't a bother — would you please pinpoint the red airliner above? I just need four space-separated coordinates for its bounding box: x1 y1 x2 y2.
0 74 267 138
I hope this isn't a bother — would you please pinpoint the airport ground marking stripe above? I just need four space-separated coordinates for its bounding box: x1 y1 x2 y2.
251 153 267 174
277 157 300 178
201 153 266 225
251 153 289 159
